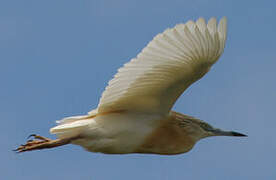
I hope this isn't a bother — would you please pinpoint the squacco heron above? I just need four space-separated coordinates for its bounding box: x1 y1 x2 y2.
15 17 246 155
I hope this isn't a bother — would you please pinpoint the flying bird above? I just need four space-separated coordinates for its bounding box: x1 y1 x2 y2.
15 17 246 155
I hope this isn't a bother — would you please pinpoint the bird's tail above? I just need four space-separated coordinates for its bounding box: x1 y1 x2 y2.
50 115 94 138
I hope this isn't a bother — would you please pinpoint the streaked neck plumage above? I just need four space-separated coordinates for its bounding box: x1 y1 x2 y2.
135 111 209 155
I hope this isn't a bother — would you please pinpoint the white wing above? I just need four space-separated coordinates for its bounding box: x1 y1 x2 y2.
95 17 227 115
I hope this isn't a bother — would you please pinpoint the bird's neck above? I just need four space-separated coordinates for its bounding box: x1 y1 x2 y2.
134 113 197 155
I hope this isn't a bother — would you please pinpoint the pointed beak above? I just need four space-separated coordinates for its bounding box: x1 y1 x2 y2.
211 129 247 137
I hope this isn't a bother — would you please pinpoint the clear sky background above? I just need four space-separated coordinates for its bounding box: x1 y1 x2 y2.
1 0 275 179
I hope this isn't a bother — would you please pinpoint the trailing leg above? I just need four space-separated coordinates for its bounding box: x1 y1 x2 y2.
14 134 76 153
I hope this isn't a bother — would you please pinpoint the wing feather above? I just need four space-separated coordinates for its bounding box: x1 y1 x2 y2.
94 17 227 115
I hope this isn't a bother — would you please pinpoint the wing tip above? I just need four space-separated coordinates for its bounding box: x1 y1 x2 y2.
186 17 227 35
219 16 227 31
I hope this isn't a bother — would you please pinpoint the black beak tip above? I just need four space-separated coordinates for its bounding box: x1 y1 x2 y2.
231 131 247 137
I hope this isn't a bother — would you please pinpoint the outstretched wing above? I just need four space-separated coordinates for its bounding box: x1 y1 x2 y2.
95 17 227 115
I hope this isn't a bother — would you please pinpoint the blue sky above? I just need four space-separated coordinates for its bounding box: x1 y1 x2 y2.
1 0 275 179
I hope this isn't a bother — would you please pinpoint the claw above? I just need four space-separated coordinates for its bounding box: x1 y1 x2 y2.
26 134 51 141
13 145 24 153
27 134 36 139
13 149 21 153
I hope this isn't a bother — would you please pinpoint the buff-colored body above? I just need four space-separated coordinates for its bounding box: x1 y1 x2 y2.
69 111 206 155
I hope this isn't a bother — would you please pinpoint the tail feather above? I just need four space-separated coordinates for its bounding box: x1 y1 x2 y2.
50 115 94 138
50 109 98 138
50 119 92 134
56 115 90 125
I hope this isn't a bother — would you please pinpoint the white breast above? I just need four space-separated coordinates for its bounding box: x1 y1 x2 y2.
72 112 164 154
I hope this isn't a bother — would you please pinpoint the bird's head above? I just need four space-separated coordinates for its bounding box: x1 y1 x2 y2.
175 113 247 141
